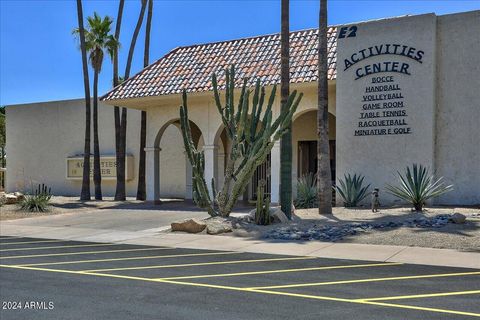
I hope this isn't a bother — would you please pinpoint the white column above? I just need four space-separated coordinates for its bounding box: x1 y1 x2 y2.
145 147 160 202
270 141 281 204
185 152 193 199
202 144 217 198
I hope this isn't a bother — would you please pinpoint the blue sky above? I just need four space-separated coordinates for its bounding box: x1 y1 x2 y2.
1 0 478 106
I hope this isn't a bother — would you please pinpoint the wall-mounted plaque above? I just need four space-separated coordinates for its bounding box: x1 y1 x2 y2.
66 155 134 181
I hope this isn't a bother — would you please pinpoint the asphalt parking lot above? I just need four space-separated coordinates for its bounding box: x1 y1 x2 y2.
0 236 479 320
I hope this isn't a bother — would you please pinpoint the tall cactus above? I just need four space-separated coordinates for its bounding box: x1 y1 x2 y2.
180 65 303 217
255 179 271 225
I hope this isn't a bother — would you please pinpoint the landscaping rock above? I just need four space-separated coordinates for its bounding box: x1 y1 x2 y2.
247 206 289 224
264 213 459 242
247 209 256 222
14 192 25 201
450 213 466 224
270 207 289 224
4 194 19 205
171 218 206 233
206 220 233 235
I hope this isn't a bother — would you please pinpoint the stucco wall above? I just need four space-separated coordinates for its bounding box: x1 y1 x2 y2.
5 99 141 197
144 82 336 201
159 125 187 198
336 10 479 206
435 11 480 205
7 11 477 205
336 14 438 205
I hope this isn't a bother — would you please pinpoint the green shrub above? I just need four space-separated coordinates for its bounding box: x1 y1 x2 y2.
19 184 52 212
294 173 318 209
255 180 271 225
386 164 453 211
334 173 370 207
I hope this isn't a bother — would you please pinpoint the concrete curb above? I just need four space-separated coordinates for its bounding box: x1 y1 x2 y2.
1 223 479 269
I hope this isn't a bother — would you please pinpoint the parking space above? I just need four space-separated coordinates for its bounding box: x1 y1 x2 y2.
1 236 479 319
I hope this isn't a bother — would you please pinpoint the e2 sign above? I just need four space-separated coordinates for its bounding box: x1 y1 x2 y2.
338 26 357 39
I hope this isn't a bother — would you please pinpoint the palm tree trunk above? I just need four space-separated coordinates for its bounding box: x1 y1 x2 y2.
93 68 102 200
280 0 292 219
117 107 127 200
124 0 147 80
136 0 153 201
113 0 125 201
76 0 91 201
317 0 332 214
115 0 147 201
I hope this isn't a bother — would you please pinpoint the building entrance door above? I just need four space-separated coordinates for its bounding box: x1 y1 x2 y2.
298 140 336 184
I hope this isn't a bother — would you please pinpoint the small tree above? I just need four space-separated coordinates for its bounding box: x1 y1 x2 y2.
180 66 303 217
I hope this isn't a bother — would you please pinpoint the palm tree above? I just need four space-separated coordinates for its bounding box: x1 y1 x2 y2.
75 13 119 201
317 0 332 214
0 106 5 168
113 0 125 190
115 0 147 201
113 0 124 200
136 0 153 201
74 0 91 201
280 0 292 219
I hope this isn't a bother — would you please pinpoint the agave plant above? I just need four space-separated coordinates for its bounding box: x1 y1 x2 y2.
334 173 370 207
386 164 453 211
19 183 53 212
294 173 318 209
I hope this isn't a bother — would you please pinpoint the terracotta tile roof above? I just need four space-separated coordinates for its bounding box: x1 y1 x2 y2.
102 27 337 101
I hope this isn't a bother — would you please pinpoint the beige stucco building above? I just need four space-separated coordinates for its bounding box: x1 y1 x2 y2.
6 10 480 206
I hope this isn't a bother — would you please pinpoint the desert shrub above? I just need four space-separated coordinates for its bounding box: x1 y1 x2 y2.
294 173 318 209
386 164 453 211
334 173 370 207
19 184 52 212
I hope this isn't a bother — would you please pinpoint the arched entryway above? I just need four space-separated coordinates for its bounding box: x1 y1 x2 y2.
213 121 271 203
150 119 203 202
292 109 336 198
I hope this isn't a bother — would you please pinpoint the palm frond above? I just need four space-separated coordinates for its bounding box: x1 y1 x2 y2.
73 12 119 72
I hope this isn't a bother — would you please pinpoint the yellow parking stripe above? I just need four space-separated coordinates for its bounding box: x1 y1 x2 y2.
81 256 317 273
1 247 174 260
158 262 402 280
246 287 480 317
0 239 68 246
0 236 24 240
358 300 480 318
0 264 478 317
19 251 239 267
248 271 480 290
0 243 122 252
358 290 480 301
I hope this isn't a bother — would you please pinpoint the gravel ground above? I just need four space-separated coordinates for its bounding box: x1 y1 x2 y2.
228 207 480 252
